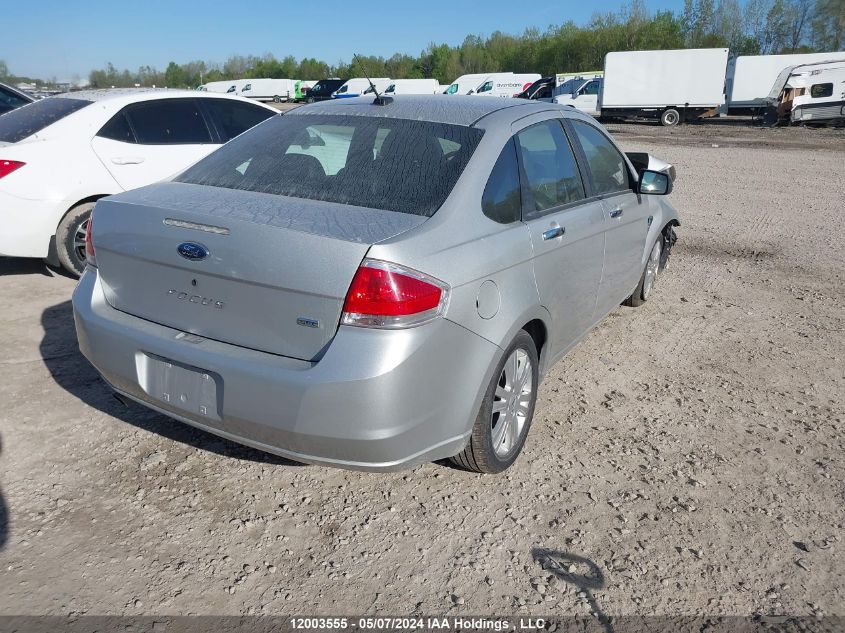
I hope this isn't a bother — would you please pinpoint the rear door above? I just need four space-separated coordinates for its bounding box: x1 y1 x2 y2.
566 118 649 316
91 98 219 191
199 98 276 142
515 117 605 358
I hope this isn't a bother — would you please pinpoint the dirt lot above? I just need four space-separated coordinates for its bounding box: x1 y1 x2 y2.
0 120 843 619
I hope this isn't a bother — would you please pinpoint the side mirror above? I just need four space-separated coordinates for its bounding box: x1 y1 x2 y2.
638 170 672 195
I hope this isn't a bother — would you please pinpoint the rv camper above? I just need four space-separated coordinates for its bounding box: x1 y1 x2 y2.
727 52 845 114
766 59 845 125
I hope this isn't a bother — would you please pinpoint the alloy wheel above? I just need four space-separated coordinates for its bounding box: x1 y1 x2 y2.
642 239 662 300
491 348 534 458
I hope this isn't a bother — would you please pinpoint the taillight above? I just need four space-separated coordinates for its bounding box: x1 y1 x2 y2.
341 259 449 329
0 160 25 179
85 214 97 268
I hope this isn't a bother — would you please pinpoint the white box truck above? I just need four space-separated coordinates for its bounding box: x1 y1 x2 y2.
726 52 845 114
240 79 298 102
588 48 730 126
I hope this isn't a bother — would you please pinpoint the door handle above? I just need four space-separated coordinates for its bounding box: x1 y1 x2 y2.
609 207 623 218
111 157 145 165
542 226 565 240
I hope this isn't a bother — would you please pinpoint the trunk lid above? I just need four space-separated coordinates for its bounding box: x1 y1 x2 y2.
92 182 427 360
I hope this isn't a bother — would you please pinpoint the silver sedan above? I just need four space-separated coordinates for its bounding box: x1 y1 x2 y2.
73 95 679 473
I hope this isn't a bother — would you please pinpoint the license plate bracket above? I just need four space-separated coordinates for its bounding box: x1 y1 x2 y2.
138 353 221 420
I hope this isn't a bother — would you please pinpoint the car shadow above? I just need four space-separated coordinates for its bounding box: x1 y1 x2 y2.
40 299 302 466
0 435 7 551
532 548 613 632
0 257 57 277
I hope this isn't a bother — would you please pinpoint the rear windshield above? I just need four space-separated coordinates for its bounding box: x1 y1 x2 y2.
177 113 484 217
0 97 92 143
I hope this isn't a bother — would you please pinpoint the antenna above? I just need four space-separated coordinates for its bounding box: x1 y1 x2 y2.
353 53 392 106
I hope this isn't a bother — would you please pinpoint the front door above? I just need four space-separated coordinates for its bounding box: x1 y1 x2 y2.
515 118 606 359
567 119 650 316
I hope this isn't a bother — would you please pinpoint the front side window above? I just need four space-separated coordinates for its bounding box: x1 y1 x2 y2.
337 85 348 94
583 81 601 96
446 84 458 94
482 139 521 224
810 83 833 98
478 81 493 93
569 120 630 196
0 97 91 144
126 99 212 144
226 86 237 93
385 84 396 94
516 119 585 215
177 114 484 217
202 99 276 142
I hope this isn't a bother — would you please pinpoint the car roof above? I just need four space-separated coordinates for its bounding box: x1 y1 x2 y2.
288 94 568 126
51 87 272 108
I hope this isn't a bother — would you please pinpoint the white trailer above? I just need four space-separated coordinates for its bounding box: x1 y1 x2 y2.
727 52 845 114
472 73 541 97
598 48 730 126
240 79 298 102
384 79 440 94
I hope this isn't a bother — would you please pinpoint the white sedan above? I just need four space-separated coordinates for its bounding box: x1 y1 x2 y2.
0 88 277 275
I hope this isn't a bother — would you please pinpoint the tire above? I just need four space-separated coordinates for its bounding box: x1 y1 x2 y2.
624 235 663 307
660 108 680 127
55 202 95 277
273 95 281 103
450 330 539 474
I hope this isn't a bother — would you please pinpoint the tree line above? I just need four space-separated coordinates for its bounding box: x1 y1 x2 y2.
2 0 842 90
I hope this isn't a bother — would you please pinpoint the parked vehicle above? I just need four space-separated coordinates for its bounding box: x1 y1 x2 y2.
0 89 276 275
445 73 495 95
334 78 390 98
305 79 345 102
515 77 555 101
361 79 394 96
384 79 440 95
766 59 845 125
240 78 298 102
553 77 604 115
726 52 844 115
0 82 35 116
196 80 242 94
294 80 317 101
581 48 730 125
74 95 680 473
472 73 541 97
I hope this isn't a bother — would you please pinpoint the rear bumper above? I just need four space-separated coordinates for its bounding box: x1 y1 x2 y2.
0 190 60 258
72 269 501 471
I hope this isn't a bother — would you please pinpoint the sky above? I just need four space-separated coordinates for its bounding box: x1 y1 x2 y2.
4 0 682 82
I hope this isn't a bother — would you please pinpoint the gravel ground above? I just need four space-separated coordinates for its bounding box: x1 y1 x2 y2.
0 121 842 618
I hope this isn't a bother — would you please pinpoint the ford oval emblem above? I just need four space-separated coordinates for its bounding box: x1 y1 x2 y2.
177 242 209 261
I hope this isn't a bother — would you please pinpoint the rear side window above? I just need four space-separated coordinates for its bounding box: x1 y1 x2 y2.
0 98 92 144
482 139 521 224
125 99 212 144
810 83 833 98
97 111 136 143
516 120 585 215
177 113 484 217
569 120 630 196
202 99 276 142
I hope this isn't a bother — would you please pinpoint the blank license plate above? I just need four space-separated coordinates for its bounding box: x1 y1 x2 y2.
139 354 220 420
